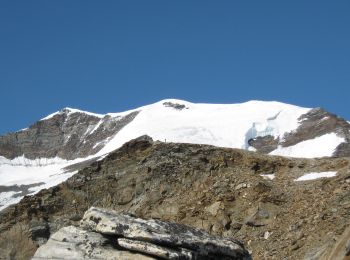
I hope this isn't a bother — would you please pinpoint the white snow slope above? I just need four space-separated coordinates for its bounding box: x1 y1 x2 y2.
0 99 347 210
0 156 82 210
98 99 311 155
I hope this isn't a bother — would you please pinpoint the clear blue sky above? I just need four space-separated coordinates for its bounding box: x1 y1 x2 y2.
1 1 349 134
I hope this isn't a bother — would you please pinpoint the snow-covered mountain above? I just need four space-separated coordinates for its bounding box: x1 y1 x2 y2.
0 99 349 210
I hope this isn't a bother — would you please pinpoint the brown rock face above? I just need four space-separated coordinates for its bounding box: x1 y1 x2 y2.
248 135 279 154
334 142 350 158
0 137 349 259
325 226 350 260
0 109 139 160
282 108 350 155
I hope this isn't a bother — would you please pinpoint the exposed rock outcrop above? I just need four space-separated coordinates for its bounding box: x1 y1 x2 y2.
0 109 139 160
282 108 350 157
324 226 350 260
32 225 153 260
33 207 250 259
248 107 350 156
163 101 188 110
248 135 279 154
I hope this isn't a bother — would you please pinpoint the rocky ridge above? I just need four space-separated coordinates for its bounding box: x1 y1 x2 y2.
0 108 139 160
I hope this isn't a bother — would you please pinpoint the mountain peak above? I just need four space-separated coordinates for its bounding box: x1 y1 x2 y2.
40 107 104 121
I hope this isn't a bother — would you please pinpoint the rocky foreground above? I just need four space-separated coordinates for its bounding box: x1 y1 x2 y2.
33 207 250 259
0 136 350 259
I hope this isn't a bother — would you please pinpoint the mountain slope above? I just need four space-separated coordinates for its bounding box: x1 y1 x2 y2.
0 99 349 210
1 137 349 259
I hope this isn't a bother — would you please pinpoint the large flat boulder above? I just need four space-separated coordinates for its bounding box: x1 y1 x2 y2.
80 207 250 259
32 225 154 260
33 207 250 259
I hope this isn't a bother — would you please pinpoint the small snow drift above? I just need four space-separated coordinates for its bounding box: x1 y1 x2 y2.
260 174 275 180
295 171 337 181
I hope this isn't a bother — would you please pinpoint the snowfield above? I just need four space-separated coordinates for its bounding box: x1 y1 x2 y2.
97 99 311 155
0 155 81 210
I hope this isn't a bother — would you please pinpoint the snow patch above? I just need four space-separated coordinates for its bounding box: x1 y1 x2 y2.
295 171 337 181
269 133 344 158
0 191 22 211
260 174 275 180
93 140 107 149
0 156 85 210
0 155 69 167
0 159 78 187
89 119 104 135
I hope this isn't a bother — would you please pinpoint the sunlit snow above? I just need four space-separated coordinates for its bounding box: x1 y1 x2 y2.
295 171 337 181
97 99 311 156
260 174 275 180
0 156 81 210
269 133 344 158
